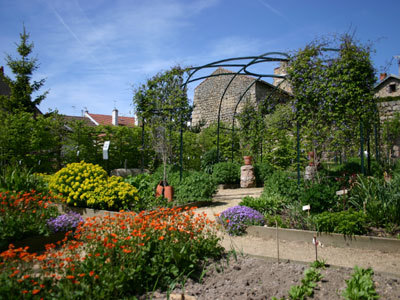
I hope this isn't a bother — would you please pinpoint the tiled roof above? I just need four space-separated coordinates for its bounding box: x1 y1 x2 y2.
87 113 135 127
62 115 96 127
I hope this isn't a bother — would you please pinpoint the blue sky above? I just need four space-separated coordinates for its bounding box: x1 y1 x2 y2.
1 0 399 117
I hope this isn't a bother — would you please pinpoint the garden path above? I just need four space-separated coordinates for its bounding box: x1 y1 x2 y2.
195 187 400 277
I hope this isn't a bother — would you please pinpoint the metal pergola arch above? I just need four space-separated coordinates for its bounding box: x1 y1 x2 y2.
181 52 291 168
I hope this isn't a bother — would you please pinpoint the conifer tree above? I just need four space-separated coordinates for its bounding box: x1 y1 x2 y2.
0 26 47 113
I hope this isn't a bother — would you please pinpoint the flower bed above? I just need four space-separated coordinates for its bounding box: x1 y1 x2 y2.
0 191 60 251
0 207 223 298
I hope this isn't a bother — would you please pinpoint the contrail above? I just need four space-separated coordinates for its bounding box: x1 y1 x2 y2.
48 2 107 72
256 0 288 21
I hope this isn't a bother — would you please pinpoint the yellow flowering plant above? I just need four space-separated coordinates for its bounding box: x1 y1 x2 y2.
49 161 139 211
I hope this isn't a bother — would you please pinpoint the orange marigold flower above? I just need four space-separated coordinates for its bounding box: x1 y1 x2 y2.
66 275 75 279
158 236 165 240
22 290 28 294
78 273 85 277
89 271 95 277
32 289 40 295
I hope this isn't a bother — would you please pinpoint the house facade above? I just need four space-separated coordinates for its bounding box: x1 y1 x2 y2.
191 67 291 127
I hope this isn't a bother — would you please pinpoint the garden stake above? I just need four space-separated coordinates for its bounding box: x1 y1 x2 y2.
276 219 280 263
313 236 318 261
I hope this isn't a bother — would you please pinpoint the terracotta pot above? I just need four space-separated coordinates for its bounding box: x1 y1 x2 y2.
155 183 163 198
163 185 174 202
243 156 253 165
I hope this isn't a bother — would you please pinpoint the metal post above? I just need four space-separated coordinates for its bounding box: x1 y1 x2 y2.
360 120 365 175
367 126 371 175
297 120 300 185
180 117 183 182
231 123 235 163
374 123 379 163
141 119 145 172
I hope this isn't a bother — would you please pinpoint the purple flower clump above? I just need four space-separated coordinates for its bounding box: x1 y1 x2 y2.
220 205 265 235
47 211 84 233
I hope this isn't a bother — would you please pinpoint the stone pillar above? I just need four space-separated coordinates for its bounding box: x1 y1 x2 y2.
304 165 317 181
240 165 256 188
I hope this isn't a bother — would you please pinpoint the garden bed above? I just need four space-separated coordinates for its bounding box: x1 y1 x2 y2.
247 225 400 253
143 255 400 300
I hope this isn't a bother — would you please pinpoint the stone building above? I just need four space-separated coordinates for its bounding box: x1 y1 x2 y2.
191 67 291 127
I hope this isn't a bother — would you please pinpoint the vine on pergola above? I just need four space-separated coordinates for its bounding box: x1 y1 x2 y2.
287 34 377 164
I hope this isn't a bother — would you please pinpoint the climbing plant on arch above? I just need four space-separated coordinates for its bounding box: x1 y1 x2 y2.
287 34 378 172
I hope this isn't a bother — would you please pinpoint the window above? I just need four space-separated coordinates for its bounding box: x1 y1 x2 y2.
389 83 397 93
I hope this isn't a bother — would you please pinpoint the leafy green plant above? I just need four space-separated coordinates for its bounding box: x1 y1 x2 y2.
254 161 275 186
263 170 302 200
0 165 48 193
313 209 368 235
212 162 240 185
239 193 286 216
288 267 323 300
299 182 339 214
342 266 379 300
174 171 217 205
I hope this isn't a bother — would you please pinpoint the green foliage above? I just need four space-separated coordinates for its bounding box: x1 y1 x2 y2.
349 174 400 226
239 193 286 216
0 165 48 193
201 148 219 174
0 191 60 250
212 162 240 184
0 26 47 113
288 267 323 300
262 103 299 170
299 181 339 214
342 266 379 300
174 171 217 205
263 170 302 200
287 34 377 164
253 161 275 185
49 162 139 211
313 209 368 235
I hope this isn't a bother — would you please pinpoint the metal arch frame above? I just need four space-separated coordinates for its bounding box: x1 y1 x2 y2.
181 52 290 164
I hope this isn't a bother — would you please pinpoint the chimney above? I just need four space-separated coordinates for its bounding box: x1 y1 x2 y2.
380 73 387 82
112 109 118 126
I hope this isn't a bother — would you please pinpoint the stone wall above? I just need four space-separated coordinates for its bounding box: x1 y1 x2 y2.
191 68 290 127
375 77 400 98
378 100 400 122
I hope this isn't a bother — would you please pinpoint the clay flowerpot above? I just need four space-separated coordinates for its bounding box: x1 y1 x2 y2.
243 156 253 166
155 181 174 202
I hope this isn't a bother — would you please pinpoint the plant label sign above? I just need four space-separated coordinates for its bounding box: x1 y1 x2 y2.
302 205 310 211
103 141 110 160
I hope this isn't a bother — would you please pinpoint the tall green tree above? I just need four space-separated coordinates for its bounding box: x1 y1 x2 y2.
0 26 47 113
133 66 191 183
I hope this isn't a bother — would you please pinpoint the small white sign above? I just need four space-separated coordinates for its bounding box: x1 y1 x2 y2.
103 141 110 160
336 189 348 196
302 204 311 211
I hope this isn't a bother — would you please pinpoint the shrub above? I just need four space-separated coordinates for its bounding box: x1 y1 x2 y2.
0 191 60 250
201 148 219 174
342 266 379 300
49 161 139 211
219 205 265 235
239 193 286 216
174 171 217 204
0 208 223 298
212 162 240 185
254 162 275 186
263 170 302 200
299 182 339 214
313 209 368 235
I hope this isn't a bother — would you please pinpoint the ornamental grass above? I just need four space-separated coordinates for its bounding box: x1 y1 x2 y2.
0 207 223 298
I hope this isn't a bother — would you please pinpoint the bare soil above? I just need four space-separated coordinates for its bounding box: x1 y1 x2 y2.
147 254 400 300
144 187 400 299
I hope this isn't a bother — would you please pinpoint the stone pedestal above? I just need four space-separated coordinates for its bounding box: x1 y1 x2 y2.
304 165 317 181
240 165 256 188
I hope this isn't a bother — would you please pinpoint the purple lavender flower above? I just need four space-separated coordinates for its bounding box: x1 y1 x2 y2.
47 212 84 233
219 205 265 235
